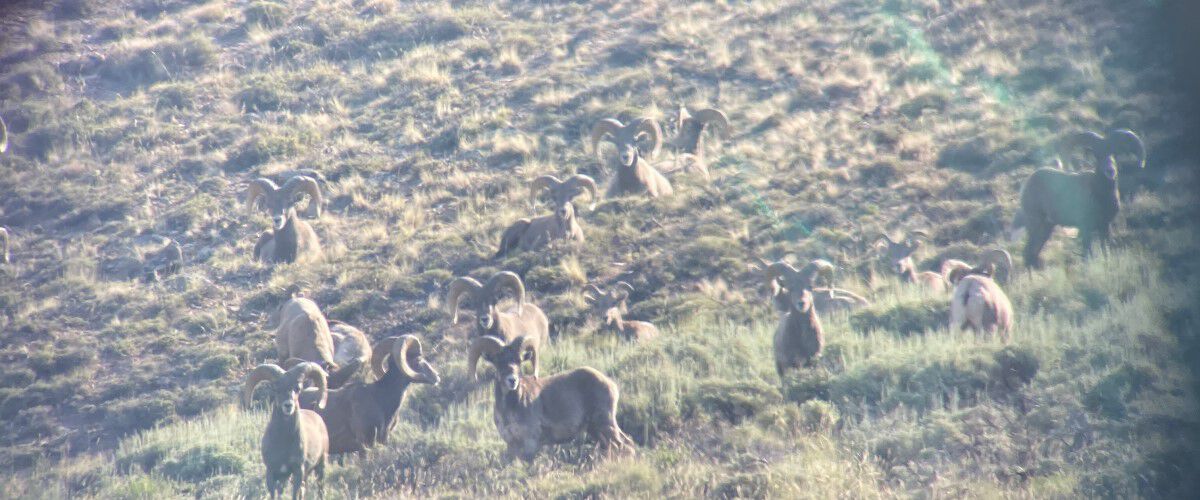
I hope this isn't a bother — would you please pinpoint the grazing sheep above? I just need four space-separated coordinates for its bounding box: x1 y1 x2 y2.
667 106 731 181
760 260 832 377
245 175 323 220
495 174 599 257
255 207 323 264
241 362 329 500
1012 130 1145 267
272 297 340 381
467 335 635 462
102 235 184 282
583 282 659 342
447 271 550 346
1 227 11 265
293 335 440 457
877 231 949 292
949 273 1014 341
590 117 673 197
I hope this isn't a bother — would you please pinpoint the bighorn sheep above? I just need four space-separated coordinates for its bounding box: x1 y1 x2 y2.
244 175 323 220
447 271 550 346
495 174 599 257
293 335 440 457
102 236 184 282
467 335 635 462
590 117 673 197
760 259 832 377
667 106 731 181
1011 130 1145 268
877 231 949 292
241 362 329 500
1 227 10 264
272 297 343 384
754 257 867 314
943 249 1013 286
328 320 371 377
583 282 659 342
949 272 1013 341
255 207 323 264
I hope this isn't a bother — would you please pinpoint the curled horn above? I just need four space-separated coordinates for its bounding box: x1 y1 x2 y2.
519 335 540 379
630 117 663 158
981 248 1013 285
690 107 732 139
289 362 328 409
582 284 604 303
1062 131 1108 165
242 363 286 408
446 277 484 324
675 106 691 133
530 175 563 206
280 175 323 219
2 227 11 264
562 174 599 210
798 259 836 289
484 271 525 316
612 281 634 302
244 178 280 213
0 114 8 153
762 261 800 291
371 335 420 379
590 119 624 163
1105 129 1146 170
466 335 506 382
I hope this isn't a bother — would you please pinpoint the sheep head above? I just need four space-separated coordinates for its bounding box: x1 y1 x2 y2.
531 174 599 210
1062 129 1146 174
370 335 440 385
876 231 929 276
244 175 323 222
446 271 526 327
590 117 662 167
467 335 539 391
672 106 731 153
761 259 835 298
583 281 634 314
242 362 328 414
946 249 1013 285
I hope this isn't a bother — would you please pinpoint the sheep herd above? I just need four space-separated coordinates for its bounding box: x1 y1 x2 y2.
0 104 1148 498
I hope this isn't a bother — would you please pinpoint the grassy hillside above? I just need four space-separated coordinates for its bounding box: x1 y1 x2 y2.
1 0 1198 497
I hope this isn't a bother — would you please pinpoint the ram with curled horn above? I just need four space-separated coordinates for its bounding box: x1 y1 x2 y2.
495 174 599 257
1010 129 1145 268
447 271 550 347
467 335 635 463
875 230 951 293
667 105 732 182
244 175 324 220
754 259 832 378
284 335 441 459
241 362 330 500
943 248 1013 287
583 282 659 342
590 117 674 197
754 257 869 314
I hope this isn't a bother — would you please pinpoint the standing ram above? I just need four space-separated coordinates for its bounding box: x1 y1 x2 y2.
1012 129 1145 267
467 335 635 462
949 264 1014 341
760 259 833 377
241 362 329 500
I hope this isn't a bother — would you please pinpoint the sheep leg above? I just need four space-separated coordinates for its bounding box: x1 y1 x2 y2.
1079 228 1095 259
1023 219 1053 268
290 472 303 500
314 459 326 500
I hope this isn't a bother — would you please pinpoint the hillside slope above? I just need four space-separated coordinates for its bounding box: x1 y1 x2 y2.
1 0 1198 497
